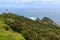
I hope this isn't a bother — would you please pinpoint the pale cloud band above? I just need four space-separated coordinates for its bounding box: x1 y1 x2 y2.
0 0 60 3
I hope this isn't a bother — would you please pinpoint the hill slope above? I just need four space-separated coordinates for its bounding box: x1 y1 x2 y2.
0 13 25 40
0 29 25 40
0 12 60 40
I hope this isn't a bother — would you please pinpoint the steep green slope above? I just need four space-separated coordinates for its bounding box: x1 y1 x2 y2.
0 12 60 40
0 29 25 40
0 13 25 40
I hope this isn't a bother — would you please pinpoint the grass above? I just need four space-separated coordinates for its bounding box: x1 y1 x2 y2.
0 29 25 40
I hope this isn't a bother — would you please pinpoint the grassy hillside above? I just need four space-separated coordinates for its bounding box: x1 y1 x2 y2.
0 12 60 40
0 29 25 40
0 13 25 40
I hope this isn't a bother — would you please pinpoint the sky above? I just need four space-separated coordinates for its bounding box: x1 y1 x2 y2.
0 0 60 8
0 0 60 24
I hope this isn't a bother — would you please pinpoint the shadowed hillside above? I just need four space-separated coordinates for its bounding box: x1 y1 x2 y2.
0 12 60 40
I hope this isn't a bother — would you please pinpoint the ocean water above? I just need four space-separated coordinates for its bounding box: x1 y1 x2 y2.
0 8 60 24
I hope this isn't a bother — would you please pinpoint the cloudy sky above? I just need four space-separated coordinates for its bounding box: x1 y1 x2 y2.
0 0 60 2
0 0 60 8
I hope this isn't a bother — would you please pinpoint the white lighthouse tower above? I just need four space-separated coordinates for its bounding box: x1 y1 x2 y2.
5 9 9 13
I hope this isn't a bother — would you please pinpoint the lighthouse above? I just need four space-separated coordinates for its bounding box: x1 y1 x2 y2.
5 9 9 13
3 9 10 14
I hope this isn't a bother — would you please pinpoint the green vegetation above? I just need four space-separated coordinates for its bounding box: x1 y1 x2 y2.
0 29 25 40
0 12 60 40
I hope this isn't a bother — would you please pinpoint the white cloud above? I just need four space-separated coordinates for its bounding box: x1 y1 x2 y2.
20 0 40 2
0 0 20 3
0 0 40 3
0 0 60 3
41 0 60 2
